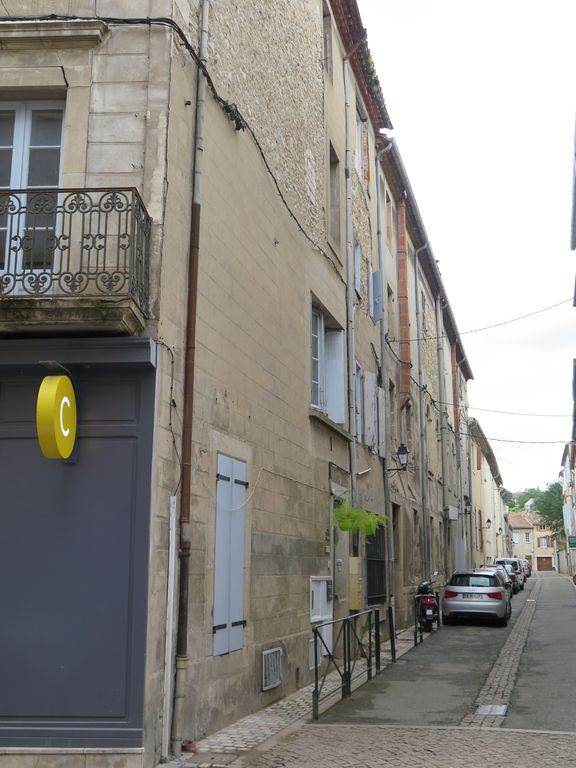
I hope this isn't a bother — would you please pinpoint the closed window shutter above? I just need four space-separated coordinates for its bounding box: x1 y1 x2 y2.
228 459 247 652
324 329 345 423
377 386 386 457
213 454 247 656
364 371 378 452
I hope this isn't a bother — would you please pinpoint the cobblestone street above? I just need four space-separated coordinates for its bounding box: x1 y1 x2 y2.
237 724 576 768
172 574 576 768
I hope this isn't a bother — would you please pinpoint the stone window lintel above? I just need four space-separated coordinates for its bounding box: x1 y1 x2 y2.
0 19 109 49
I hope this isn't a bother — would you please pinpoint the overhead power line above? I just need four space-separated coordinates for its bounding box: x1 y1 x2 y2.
458 433 570 445
391 297 572 344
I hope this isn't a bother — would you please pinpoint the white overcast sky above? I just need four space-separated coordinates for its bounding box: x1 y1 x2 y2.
357 0 575 493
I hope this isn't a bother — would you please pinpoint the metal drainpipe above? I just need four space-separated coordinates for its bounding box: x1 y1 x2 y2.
375 142 394 606
171 0 209 757
342 60 357 504
453 353 466 570
434 295 450 580
413 244 430 579
467 425 474 567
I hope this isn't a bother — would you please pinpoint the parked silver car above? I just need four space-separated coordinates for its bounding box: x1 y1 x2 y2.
494 557 525 590
500 562 520 594
442 570 511 626
478 564 513 600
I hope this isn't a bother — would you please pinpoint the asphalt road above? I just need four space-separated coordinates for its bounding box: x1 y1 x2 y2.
319 576 533 727
505 571 576 731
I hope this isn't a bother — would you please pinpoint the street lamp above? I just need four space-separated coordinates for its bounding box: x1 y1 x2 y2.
386 443 410 474
397 443 409 468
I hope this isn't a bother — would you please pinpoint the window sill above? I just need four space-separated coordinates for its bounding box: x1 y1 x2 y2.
309 408 352 441
0 19 109 49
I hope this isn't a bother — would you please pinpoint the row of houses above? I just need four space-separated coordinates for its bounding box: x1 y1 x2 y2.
0 2 516 767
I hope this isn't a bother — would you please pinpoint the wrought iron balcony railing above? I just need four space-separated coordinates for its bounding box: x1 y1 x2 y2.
0 187 151 315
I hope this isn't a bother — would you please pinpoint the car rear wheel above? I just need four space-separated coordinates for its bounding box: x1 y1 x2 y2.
497 613 508 627
442 614 453 625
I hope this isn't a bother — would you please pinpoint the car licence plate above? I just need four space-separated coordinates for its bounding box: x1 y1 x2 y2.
462 593 478 600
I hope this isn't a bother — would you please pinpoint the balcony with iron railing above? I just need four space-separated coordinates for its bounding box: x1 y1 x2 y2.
0 187 151 335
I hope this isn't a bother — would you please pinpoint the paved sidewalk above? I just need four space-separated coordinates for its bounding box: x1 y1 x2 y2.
171 625 423 767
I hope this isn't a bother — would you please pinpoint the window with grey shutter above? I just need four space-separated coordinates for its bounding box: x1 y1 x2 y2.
213 454 247 656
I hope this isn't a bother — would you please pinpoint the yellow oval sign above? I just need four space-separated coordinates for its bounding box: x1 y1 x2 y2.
36 375 77 459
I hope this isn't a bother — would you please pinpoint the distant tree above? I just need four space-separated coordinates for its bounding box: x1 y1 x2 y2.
507 487 542 512
536 481 564 534
516 487 542 510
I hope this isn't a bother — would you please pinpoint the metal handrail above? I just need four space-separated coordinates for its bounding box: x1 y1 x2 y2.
311 608 386 719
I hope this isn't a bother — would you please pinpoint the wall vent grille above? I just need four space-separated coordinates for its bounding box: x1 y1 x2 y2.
262 647 282 691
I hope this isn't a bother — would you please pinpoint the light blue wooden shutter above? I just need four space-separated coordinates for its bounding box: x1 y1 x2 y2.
213 454 247 656
228 459 247 652
324 329 345 423
372 269 383 321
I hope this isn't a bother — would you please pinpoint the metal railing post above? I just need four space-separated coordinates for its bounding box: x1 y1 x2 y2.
312 627 319 720
387 605 396 663
367 611 373 680
343 618 351 697
375 608 381 674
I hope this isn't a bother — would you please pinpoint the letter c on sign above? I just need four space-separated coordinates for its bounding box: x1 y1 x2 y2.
37 375 77 459
60 395 71 438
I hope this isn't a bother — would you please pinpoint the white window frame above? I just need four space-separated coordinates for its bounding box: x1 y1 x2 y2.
311 305 345 424
311 308 324 410
0 100 64 283
0 100 65 190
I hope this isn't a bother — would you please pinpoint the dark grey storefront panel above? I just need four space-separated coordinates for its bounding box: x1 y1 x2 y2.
0 339 155 747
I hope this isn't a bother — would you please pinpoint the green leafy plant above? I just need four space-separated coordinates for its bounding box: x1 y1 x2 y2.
333 501 387 537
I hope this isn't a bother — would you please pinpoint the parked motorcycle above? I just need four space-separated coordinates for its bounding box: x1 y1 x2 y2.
415 573 440 632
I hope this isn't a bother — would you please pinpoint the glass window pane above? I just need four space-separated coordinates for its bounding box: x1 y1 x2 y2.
0 111 15 146
0 148 12 186
311 381 319 407
27 148 60 186
30 110 63 146
23 227 55 270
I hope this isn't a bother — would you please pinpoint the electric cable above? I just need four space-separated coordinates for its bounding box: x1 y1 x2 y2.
389 297 572 345
8 13 344 282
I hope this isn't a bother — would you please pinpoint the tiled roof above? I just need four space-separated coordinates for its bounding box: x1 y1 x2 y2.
330 0 393 130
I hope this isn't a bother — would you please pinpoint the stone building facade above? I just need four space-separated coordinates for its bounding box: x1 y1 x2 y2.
469 419 511 565
0 2 485 767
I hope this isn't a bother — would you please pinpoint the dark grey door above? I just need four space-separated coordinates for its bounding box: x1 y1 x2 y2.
0 362 154 747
